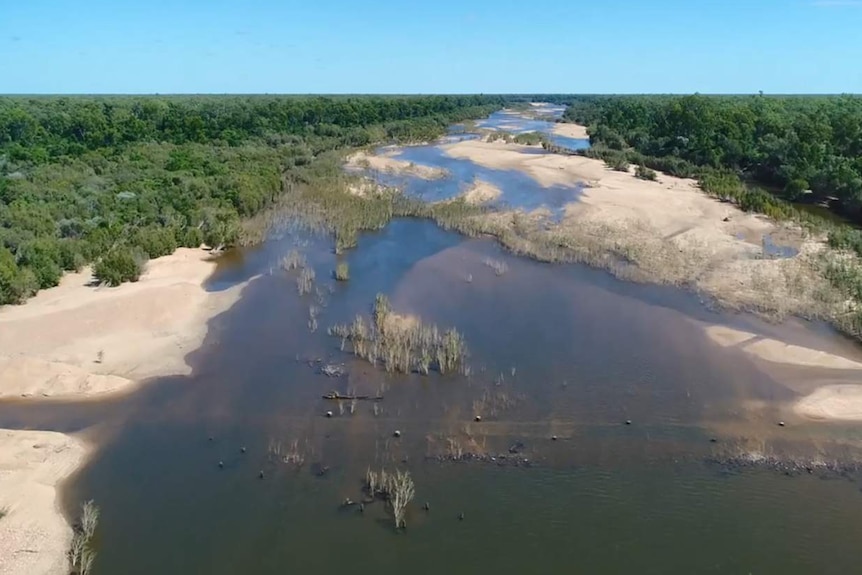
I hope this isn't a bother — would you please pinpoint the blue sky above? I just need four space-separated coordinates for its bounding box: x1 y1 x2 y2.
2 0 861 94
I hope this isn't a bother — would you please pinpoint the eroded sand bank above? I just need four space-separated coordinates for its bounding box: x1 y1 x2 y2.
0 248 247 574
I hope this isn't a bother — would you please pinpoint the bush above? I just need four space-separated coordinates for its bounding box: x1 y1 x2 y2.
0 247 38 305
335 261 350 281
828 227 862 257
93 247 146 286
16 240 62 289
784 178 809 201
133 226 178 258
635 165 658 181
604 154 629 172
179 226 204 248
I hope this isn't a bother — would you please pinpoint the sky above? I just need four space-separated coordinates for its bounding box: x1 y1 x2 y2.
1 0 861 94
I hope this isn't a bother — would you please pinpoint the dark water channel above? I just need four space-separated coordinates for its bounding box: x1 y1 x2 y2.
4 110 862 573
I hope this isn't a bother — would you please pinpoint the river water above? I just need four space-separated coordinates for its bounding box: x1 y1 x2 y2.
3 109 862 574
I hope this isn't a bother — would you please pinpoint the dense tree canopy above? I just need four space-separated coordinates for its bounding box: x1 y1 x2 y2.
564 95 862 220
0 95 510 304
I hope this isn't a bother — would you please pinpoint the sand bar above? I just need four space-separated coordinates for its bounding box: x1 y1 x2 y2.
0 247 248 574
795 386 862 421
346 150 447 180
550 123 589 139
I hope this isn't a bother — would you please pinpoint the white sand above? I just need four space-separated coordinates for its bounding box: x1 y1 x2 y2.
346 150 447 180
550 123 589 139
0 430 87 575
0 247 247 574
462 180 502 205
441 139 774 252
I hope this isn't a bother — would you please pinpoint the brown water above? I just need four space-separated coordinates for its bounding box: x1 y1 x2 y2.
3 218 862 574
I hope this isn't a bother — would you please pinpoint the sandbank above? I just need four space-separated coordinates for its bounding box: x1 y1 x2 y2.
439 139 830 319
346 150 447 180
795 385 862 421
0 247 247 574
704 325 862 370
550 123 589 139
0 430 87 575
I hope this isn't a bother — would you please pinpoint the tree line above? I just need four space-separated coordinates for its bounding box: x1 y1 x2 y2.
0 95 509 304
564 94 862 221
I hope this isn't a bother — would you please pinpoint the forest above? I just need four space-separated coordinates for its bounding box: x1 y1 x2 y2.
563 94 862 223
0 95 517 304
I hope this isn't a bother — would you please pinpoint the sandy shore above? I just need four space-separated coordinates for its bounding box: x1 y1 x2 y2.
0 430 87 575
346 150 447 180
0 248 247 574
550 123 589 139
440 139 833 318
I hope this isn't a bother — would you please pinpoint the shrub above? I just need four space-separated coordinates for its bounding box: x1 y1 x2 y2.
635 165 658 181
179 226 204 248
828 227 862 257
133 226 178 258
94 247 146 286
784 178 809 201
0 247 38 304
604 154 629 172
335 261 350 281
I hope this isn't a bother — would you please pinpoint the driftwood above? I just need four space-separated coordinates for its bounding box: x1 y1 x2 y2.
321 391 383 401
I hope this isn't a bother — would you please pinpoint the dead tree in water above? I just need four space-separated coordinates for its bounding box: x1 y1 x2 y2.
364 467 415 529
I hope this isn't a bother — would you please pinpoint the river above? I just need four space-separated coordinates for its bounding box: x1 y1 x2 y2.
2 108 862 574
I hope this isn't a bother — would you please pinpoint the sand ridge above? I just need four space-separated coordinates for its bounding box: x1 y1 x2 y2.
0 247 248 574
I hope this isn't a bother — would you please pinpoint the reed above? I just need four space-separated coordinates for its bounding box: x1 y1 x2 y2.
483 257 509 276
329 294 468 375
335 261 350 281
297 266 316 296
281 249 306 271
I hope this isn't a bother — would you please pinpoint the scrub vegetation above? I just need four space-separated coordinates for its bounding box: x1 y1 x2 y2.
0 95 511 304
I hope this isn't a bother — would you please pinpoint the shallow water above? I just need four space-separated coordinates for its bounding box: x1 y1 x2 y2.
375 144 583 215
4 110 862 573
476 106 590 152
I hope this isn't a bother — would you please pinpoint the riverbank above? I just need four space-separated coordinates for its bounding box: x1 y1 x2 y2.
0 248 246 575
440 139 835 316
